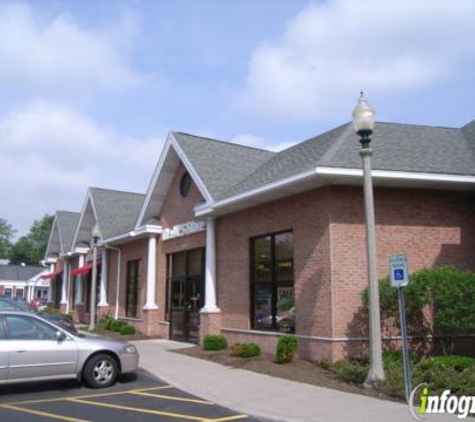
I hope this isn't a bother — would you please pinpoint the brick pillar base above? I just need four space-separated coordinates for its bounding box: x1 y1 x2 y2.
74 304 87 324
199 312 222 345
97 306 110 319
142 309 161 337
59 303 68 314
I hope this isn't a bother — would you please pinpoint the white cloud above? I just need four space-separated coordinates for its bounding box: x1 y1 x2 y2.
0 3 146 94
238 0 475 120
231 133 295 152
0 100 164 235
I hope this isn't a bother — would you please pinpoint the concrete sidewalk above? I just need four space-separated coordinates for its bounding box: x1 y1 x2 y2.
133 339 456 422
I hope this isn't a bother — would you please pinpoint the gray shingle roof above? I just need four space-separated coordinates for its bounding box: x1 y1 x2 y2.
220 124 350 199
173 132 275 200
173 120 475 203
56 211 80 253
318 122 475 176
0 265 46 281
90 188 145 239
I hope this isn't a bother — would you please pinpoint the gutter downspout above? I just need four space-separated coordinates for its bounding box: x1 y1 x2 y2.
104 244 121 320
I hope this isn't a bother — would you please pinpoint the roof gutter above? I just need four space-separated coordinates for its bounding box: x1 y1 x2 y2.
100 225 162 245
195 166 475 217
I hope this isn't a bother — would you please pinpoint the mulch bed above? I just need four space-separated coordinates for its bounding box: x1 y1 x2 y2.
79 327 155 341
174 346 401 403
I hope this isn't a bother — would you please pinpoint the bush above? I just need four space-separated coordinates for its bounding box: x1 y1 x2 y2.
203 334 228 351
418 355 475 373
275 335 298 364
231 342 261 358
111 320 126 332
330 359 369 384
42 306 60 315
119 325 136 335
104 317 114 331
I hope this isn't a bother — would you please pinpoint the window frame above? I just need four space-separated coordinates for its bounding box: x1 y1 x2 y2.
179 172 192 198
125 259 141 318
250 230 294 333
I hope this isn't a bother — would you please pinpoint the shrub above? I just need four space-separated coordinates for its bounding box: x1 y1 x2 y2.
203 334 228 351
231 342 261 358
275 335 298 364
418 355 475 373
104 317 114 331
111 320 126 332
120 325 136 335
330 359 369 384
362 266 475 344
42 306 60 315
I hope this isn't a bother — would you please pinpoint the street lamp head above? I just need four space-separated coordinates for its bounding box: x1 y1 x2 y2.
91 223 101 246
352 92 376 147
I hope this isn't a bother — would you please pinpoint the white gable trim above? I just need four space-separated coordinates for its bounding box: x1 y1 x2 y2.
71 189 100 250
170 133 214 203
135 132 213 229
44 214 60 260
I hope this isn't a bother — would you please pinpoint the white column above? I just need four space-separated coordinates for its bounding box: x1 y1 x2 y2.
75 254 84 305
47 264 54 302
60 261 68 305
98 250 108 306
143 235 158 310
201 218 220 313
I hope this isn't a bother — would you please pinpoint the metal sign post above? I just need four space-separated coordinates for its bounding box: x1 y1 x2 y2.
389 254 412 403
398 286 412 403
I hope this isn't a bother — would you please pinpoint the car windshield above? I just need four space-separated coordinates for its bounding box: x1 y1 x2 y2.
0 298 32 312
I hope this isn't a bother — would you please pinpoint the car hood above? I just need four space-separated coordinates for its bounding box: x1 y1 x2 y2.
72 332 131 352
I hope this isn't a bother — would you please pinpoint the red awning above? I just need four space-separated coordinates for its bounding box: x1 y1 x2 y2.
41 271 62 280
71 262 93 276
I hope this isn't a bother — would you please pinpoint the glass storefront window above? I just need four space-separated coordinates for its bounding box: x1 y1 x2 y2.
254 284 273 330
254 236 271 282
276 286 295 333
188 249 203 276
275 232 294 281
172 252 187 278
251 231 295 333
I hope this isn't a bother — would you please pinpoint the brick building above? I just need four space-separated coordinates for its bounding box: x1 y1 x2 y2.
45 119 475 361
0 263 49 302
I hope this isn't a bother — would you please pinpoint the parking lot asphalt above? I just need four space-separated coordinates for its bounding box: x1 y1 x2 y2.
0 369 260 422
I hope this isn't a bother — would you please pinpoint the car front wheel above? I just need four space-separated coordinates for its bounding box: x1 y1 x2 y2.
83 354 118 388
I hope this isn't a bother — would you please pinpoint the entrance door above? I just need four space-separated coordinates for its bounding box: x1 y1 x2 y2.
169 249 204 343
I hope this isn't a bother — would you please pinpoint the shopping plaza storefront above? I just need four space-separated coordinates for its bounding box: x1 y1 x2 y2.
45 120 475 361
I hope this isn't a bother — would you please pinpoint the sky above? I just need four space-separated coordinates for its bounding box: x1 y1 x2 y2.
1 0 475 237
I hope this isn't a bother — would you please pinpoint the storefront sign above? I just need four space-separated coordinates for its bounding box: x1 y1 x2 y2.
162 221 206 241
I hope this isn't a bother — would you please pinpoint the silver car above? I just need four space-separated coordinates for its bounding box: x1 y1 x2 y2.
0 311 139 388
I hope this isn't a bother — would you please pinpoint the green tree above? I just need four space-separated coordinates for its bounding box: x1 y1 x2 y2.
10 214 54 265
0 218 16 259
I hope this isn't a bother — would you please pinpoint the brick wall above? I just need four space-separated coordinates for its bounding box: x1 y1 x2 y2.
217 187 333 359
329 186 475 360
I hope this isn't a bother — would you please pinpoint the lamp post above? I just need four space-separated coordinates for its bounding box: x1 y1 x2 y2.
89 223 101 331
352 92 385 385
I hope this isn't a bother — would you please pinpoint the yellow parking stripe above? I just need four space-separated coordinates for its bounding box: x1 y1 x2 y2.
68 397 211 421
2 385 172 406
0 403 91 422
130 390 213 405
209 416 250 422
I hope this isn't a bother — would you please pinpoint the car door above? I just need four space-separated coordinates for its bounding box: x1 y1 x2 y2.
5 314 79 381
0 317 9 381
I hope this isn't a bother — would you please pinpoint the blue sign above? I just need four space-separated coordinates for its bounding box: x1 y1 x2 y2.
389 254 409 288
394 269 405 281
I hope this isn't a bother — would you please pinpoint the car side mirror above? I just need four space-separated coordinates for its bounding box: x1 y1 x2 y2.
56 331 66 342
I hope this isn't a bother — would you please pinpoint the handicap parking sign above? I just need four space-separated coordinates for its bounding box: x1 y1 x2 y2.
394 269 404 281
389 254 409 288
